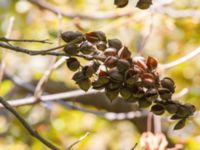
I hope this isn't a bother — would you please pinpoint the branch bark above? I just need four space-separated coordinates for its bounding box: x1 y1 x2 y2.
0 97 60 150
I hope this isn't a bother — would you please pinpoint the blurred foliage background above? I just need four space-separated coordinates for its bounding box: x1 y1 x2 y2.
0 0 200 149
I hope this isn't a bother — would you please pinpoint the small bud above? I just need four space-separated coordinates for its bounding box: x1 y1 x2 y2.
104 48 118 57
64 44 79 55
66 57 80 71
79 42 95 54
161 77 175 93
96 41 107 51
146 56 158 70
61 31 83 43
104 56 118 68
151 104 165 115
118 46 131 59
117 59 130 72
114 0 129 8
174 119 186 130
86 31 106 43
108 39 122 50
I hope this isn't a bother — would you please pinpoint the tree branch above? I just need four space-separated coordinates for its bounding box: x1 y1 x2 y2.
28 0 133 20
0 37 52 44
0 97 60 150
162 47 200 69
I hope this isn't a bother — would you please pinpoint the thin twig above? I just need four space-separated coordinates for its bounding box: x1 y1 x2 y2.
130 143 138 150
163 47 200 69
28 0 133 20
0 17 15 86
0 37 52 44
147 112 153 132
0 97 60 150
66 132 90 150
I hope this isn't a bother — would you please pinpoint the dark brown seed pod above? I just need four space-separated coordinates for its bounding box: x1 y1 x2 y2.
104 48 118 57
158 88 172 100
96 41 107 51
77 78 91 91
146 56 158 71
79 42 95 54
120 86 132 100
145 89 158 102
66 57 80 71
104 56 118 68
108 68 124 82
184 103 196 115
82 65 95 78
106 82 120 91
174 119 186 130
161 77 175 93
105 89 119 102
117 59 130 72
118 46 131 59
64 44 79 55
136 0 152 10
170 114 183 120
126 95 140 103
108 39 122 50
176 105 190 118
86 31 106 43
72 71 86 82
151 104 165 115
61 31 83 43
133 57 147 70
125 69 138 85
92 61 101 72
164 101 178 114
138 99 152 108
114 0 129 8
92 76 110 89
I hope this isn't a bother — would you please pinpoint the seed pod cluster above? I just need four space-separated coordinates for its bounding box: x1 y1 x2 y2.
114 0 152 9
61 30 195 130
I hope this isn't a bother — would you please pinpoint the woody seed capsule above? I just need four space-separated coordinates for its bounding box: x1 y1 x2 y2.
66 57 80 71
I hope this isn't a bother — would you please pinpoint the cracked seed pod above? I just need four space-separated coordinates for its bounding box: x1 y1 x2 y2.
64 44 79 55
105 89 119 101
61 31 83 43
164 101 178 114
96 41 107 51
64 30 195 129
161 77 175 93
151 104 165 115
174 119 186 130
108 39 122 50
86 31 106 43
104 56 118 68
114 0 129 8
66 57 80 71
136 0 152 9
108 68 124 82
79 41 95 54
120 86 132 100
146 56 158 71
117 59 130 72
77 78 91 91
104 48 118 57
138 99 152 108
